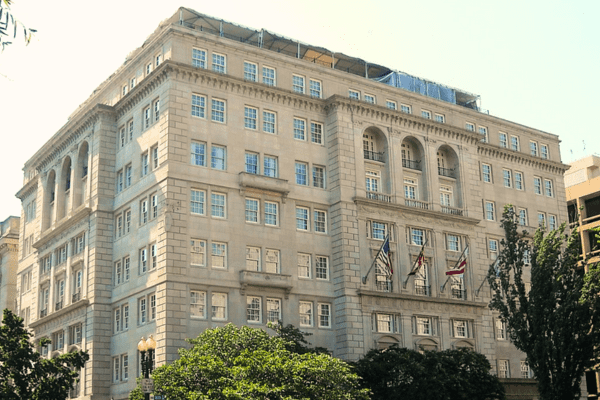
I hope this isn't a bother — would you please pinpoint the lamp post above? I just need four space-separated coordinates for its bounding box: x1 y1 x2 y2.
137 335 157 400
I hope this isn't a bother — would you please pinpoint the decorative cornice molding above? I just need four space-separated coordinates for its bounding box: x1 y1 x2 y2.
115 62 171 119
33 206 91 250
28 299 89 330
476 143 570 175
15 177 38 200
357 289 487 309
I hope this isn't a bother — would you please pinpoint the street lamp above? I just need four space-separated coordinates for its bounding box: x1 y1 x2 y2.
137 335 157 400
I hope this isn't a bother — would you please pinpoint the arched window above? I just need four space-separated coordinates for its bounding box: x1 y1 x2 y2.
57 157 72 220
74 142 89 208
42 170 56 230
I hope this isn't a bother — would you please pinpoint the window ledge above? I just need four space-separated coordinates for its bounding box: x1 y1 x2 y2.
239 270 292 298
29 298 89 329
239 172 289 199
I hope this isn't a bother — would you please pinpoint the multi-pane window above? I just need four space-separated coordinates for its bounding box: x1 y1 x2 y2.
115 260 123 284
515 172 524 190
349 89 360 100
140 199 148 224
364 94 375 104
548 214 557 230
264 202 278 226
143 106 151 129
499 132 508 148
485 201 496 221
244 107 257 129
263 111 276 133
453 320 469 338
211 193 226 218
211 99 225 122
416 317 434 335
312 166 325 188
190 189 205 215
541 144 549 160
191 94 206 118
421 110 431 119
482 164 492 183
192 48 206 68
411 228 425 246
191 141 206 166
386 100 397 110
316 256 329 280
298 253 311 278
400 104 411 113
245 152 259 174
246 247 260 271
538 212 546 228
404 178 417 200
211 145 226 170
293 118 306 140
465 122 475 132
247 296 262 323
544 179 553 197
153 99 160 122
503 169 512 188
447 234 460 252
372 221 386 240
511 136 520 151
190 239 206 267
116 170 124 193
151 145 159 169
521 361 533 378
496 319 507 340
265 249 280 273
310 122 323 144
314 210 327 233
479 126 488 142
366 171 381 193
262 66 275 86
264 156 277 177
243 61 257 81
296 207 309 231
292 75 305 93
440 186 452 207
534 177 542 195
124 164 132 187
245 198 259 223
138 297 147 324
69 323 82 345
299 301 313 327
376 314 394 333
318 303 331 328
212 53 226 73
530 141 538 156
211 242 227 269
518 209 528 226
434 114 445 123
295 162 308 185
150 244 157 271
212 293 227 320
141 152 149 177
489 239 499 260
498 360 510 378
190 290 206 318
267 298 281 323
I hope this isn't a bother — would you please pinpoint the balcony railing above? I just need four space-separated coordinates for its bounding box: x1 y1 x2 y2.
55 300 63 311
367 192 392 202
405 199 429 210
39 309 47 318
415 284 431 296
376 280 393 293
72 292 81 303
438 167 455 178
441 206 463 216
402 159 421 171
364 150 385 162
451 288 467 300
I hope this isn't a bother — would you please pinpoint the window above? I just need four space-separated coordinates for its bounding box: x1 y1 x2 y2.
138 297 147 324
375 314 394 333
190 290 206 318
496 319 507 340
113 356 120 383
316 256 329 280
191 94 206 118
541 144 549 159
511 136 520 151
447 234 460 252
349 90 360 100
518 209 528 226
400 104 411 114
499 132 508 148
479 126 488 142
364 94 375 104
515 172 524 190
548 214 557 230
292 75 305 93
247 296 262 323
503 169 512 188
244 106 257 129
190 189 205 215
521 361 533 378
153 99 160 122
452 320 469 338
485 201 496 221
116 170 124 193
191 141 206 166
211 99 225 122
141 152 149 176
125 164 132 188
530 141 538 156
143 106 151 129
534 177 542 195
310 122 323 144
114 304 129 333
264 156 277 178
298 253 311 278
212 53 226 73
146 62 152 76
265 249 280 273
296 207 309 231
386 100 397 110
190 239 206 267
130 77 136 89
267 298 281 323
192 48 206 68
211 193 226 218
115 260 123 284
372 221 387 240
318 303 331 328
465 122 475 132
211 242 227 269
434 114 445 123
440 185 452 207
523 249 531 265
544 179 553 197
310 79 322 99
262 66 275 86
264 202 278 226
312 166 325 188
482 164 492 183
211 145 226 170
367 170 381 193
211 292 227 320
69 323 82 345
538 212 546 228
245 152 259 174
416 316 435 336
498 360 510 378
243 61 257 81
128 119 134 140
421 110 431 119
246 247 260 271
122 84 127 96
245 198 259 223
140 199 148 224
295 162 308 185
411 228 425 246
20 271 32 292
150 195 158 220
299 301 313 327
404 178 417 200
119 126 126 148
293 118 306 140
314 210 327 233
263 111 276 133
489 239 499 260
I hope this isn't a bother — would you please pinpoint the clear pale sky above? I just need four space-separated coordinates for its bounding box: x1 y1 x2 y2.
1 0 598 218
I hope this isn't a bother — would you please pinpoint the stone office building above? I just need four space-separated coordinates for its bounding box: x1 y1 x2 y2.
15 7 569 399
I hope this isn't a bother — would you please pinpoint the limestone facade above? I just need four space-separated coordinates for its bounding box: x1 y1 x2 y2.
0 216 20 314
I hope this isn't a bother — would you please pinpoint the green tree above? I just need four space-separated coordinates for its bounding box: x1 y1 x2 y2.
0 0 36 51
0 309 89 400
129 323 369 400
354 345 504 400
487 206 600 400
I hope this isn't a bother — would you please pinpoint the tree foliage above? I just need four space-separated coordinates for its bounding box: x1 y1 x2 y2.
0 309 89 400
354 345 504 400
0 0 36 51
129 323 369 400
487 206 600 400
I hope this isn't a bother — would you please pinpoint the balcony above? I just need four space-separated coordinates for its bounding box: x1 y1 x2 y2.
451 289 467 300
405 199 429 210
364 150 385 162
39 309 47 318
239 270 293 298
376 280 393 293
72 292 81 303
441 206 463 216
438 167 455 178
402 159 421 171
415 284 431 296
55 300 63 311
367 192 391 202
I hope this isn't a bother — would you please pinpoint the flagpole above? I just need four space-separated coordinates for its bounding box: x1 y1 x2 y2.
475 257 499 296
474 274 488 297
440 275 451 293
403 237 428 288
362 234 388 284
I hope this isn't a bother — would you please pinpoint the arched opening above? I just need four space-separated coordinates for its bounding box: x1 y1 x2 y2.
453 340 474 350
376 335 400 350
415 337 439 353
436 145 463 212
57 157 72 220
74 142 89 208
363 127 391 201
42 170 56 231
401 136 428 208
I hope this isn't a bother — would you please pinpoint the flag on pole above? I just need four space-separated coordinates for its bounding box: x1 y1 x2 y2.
408 241 426 276
491 256 501 277
375 235 393 276
446 245 469 276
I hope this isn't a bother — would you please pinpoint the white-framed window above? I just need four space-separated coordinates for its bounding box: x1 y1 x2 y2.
245 198 259 223
310 122 323 144
113 354 129 382
314 210 327 233
496 319 507 340
262 66 275 86
489 239 499 260
128 119 134 140
299 301 313 327
191 94 206 118
124 164 132 188
192 48 206 68
298 253 311 278
316 256 329 280
402 177 416 200
140 151 149 177
145 62 152 76
130 77 136 89
518 209 528 226
372 221 387 240
434 113 445 123
479 126 488 142
140 199 148 224
538 212 546 228
292 75 305 93
364 94 375 104
485 201 496 221
246 246 260 271
190 189 205 215
498 360 510 378
153 99 160 122
267 298 281 323
138 296 147 324
410 228 425 246
375 313 395 333
190 290 206 318
533 177 542 195
245 152 259 174
530 141 538 156
265 202 278 226
544 179 553 197
243 61 257 81
523 249 531 265
211 145 226 170
415 316 436 336
211 292 227 320
541 144 549 160
264 155 277 178
440 185 452 207
211 99 225 123
515 171 524 190
465 122 475 132
386 100 397 110
20 270 32 292
366 170 381 193
400 104 411 114
511 135 520 151
191 239 206 267
69 323 82 345
149 244 157 271
244 106 257 129
521 361 533 378
247 296 262 323
312 166 325 188
447 234 460 252
263 111 276 134
211 242 227 269
265 249 280 274
116 170 124 193
421 110 431 119
212 53 226 73
482 163 492 183
143 106 151 129
211 192 226 218
452 320 470 338
293 118 306 140
499 132 508 148
119 126 126 148
349 89 360 100
296 207 309 231
503 169 512 188
295 162 308 185
548 214 557 230
309 79 322 98
151 145 159 170
115 260 123 284
191 141 206 166
318 303 331 328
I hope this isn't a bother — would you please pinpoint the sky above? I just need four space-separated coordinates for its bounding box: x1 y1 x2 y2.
1 0 598 218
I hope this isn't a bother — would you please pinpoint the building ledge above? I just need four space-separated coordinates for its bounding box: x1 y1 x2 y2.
33 205 91 249
15 177 38 200
357 289 487 308
239 172 290 199
239 270 292 298
29 298 89 329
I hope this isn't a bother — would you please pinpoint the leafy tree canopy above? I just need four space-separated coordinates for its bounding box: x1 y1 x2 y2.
488 206 600 400
0 309 89 400
129 323 369 400
354 345 505 400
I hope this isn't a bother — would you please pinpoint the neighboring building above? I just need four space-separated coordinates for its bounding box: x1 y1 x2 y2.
15 8 569 399
0 216 20 314
565 154 600 399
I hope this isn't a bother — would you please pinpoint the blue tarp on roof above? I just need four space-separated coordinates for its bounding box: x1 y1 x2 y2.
374 71 457 105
